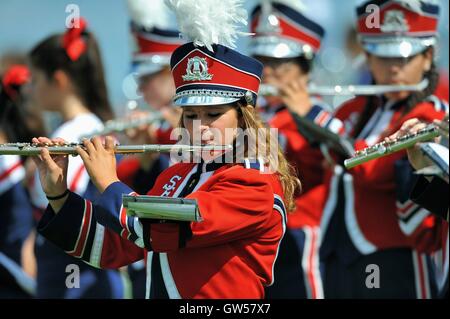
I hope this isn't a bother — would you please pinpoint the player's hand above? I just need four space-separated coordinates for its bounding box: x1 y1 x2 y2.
386 118 433 171
124 110 158 145
31 137 69 198
434 113 449 141
76 136 120 193
278 76 313 116
31 137 69 213
263 74 313 116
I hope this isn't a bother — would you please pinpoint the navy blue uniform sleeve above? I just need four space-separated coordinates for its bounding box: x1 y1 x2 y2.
410 176 449 221
37 182 145 269
0 183 33 263
0 183 35 296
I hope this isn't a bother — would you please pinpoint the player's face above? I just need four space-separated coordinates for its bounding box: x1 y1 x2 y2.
367 49 432 101
258 56 307 107
182 105 239 146
138 68 175 110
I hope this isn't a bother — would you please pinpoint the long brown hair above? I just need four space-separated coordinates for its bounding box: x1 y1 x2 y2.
238 104 301 212
179 103 301 212
29 30 113 122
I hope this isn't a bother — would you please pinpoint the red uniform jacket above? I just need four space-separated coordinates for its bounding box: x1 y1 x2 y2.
304 95 448 258
263 101 330 229
37 160 287 299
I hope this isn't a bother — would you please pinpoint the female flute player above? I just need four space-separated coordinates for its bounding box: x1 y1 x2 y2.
32 0 300 298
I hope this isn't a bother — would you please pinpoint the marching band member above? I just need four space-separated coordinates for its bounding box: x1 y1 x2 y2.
127 0 183 134
290 0 448 298
249 0 327 299
28 18 126 298
387 116 448 298
117 0 185 196
33 0 299 299
119 0 185 298
0 65 35 298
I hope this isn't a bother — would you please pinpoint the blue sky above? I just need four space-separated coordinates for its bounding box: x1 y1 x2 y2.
1 0 448 112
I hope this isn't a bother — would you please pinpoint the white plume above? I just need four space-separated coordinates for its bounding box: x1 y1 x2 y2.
127 0 177 29
260 0 307 13
165 0 249 51
393 0 425 14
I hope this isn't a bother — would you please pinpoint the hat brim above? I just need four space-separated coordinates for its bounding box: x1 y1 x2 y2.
360 36 436 58
132 54 171 77
173 95 242 107
249 37 315 59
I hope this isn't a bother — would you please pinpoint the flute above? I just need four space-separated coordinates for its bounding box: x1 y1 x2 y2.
344 124 440 169
80 112 163 139
259 79 429 97
0 143 233 156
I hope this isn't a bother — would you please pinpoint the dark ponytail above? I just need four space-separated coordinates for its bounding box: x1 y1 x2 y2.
0 76 44 142
403 61 439 115
29 20 114 122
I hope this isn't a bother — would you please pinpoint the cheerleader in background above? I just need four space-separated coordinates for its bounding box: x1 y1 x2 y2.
292 0 448 298
31 0 300 299
27 17 127 298
0 65 36 298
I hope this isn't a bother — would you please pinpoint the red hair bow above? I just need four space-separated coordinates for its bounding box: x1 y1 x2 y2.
62 17 88 61
2 64 30 100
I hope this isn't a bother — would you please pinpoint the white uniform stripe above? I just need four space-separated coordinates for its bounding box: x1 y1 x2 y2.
343 173 377 254
133 218 145 248
244 158 251 169
320 165 343 243
302 226 313 299
412 251 423 299
399 209 430 235
311 227 324 299
89 223 105 268
421 254 431 299
396 199 415 210
160 253 181 299
439 231 449 293
0 252 36 296
0 157 25 195
123 191 138 237
397 204 421 220
412 250 432 299
145 252 153 299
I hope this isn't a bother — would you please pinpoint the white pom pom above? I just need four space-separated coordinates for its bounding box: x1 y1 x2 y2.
127 0 177 30
165 0 250 51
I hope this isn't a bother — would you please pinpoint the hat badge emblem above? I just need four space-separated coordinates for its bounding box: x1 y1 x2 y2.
380 10 410 33
182 56 213 81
